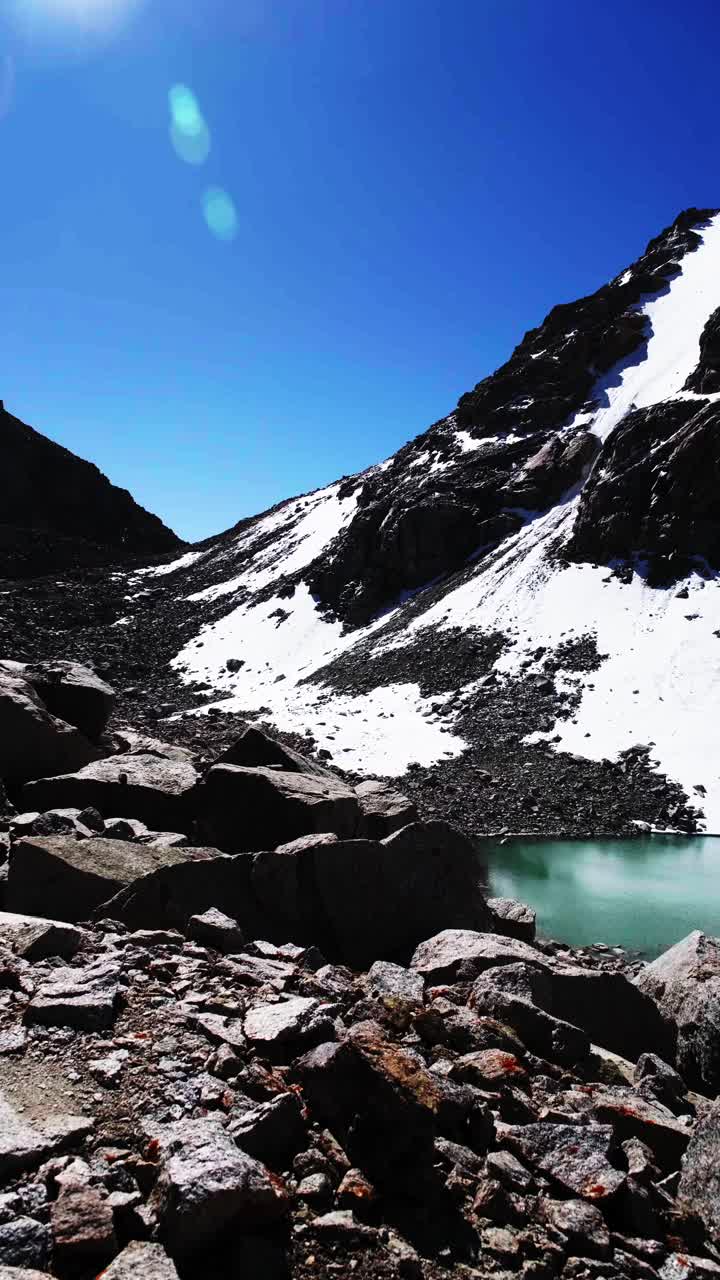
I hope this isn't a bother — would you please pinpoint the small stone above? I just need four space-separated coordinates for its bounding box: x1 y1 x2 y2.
51 1180 116 1266
98 1241 180 1279
0 1217 50 1271
187 907 245 954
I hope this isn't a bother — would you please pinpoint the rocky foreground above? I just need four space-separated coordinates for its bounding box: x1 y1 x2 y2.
0 659 719 1280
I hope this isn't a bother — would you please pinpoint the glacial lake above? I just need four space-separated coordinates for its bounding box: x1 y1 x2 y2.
486 835 720 958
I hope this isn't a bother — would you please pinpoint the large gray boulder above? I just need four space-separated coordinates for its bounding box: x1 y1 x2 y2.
101 821 488 967
22 753 199 833
354 780 418 839
196 763 360 851
215 725 329 777
16 660 114 742
634 931 720 1093
149 1117 287 1253
309 821 488 967
0 910 86 960
0 1088 93 1178
678 1100 720 1245
411 929 546 985
6 835 198 923
0 671 100 784
472 959 671 1062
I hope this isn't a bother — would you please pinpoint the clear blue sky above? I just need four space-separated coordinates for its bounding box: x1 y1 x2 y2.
1 0 717 541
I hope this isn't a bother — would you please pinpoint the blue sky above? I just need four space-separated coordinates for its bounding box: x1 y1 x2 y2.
1 0 718 541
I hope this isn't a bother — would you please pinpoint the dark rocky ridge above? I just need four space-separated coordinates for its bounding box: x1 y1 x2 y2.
0 401 183 578
303 207 718 625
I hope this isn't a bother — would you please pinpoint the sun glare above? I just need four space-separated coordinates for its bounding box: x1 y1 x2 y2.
13 0 143 37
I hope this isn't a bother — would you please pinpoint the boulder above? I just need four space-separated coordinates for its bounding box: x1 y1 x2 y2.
229 1093 306 1167
0 911 85 961
487 896 537 943
634 931 720 1093
215 726 329 777
51 1179 116 1267
367 960 424 1005
354 780 418 839
0 1088 93 1178
0 1218 49 1272
471 959 670 1062
469 969 589 1067
23 754 199 834
196 763 360 851
149 1117 287 1253
98 854 268 937
187 907 245 953
0 671 99 784
19 660 114 742
24 955 123 1030
244 996 320 1048
678 1100 720 1245
310 821 488 967
411 929 546 985
102 821 487 967
96 1242 180 1279
6 836 197 923
295 1022 490 1180
498 1121 625 1200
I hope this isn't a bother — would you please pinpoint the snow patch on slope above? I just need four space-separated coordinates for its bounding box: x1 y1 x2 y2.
583 213 720 442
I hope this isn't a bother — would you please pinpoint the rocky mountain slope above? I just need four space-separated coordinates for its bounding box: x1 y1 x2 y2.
0 402 182 578
13 205 714 837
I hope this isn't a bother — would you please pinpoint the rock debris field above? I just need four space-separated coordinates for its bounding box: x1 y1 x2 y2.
0 658 719 1280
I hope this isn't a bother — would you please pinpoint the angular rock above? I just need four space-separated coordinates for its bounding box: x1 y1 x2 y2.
586 1087 691 1169
678 1100 720 1245
196 763 360 852
229 1093 307 1166
660 1257 720 1279
23 753 199 835
635 931 720 1093
296 1021 491 1179
367 960 424 1005
220 952 297 989
354 780 418 839
96 1241 180 1279
0 670 99 784
7 835 196 924
498 1121 625 1200
20 660 115 742
187 906 244 953
149 1117 286 1253
487 896 537 943
244 996 320 1046
0 1089 93 1178
188 1011 247 1053
0 1268 51 1280
311 821 488 967
412 929 547 985
469 958 670 1061
0 911 85 961
0 1218 49 1272
51 1180 116 1267
98 853 258 934
25 956 122 1030
215 726 330 777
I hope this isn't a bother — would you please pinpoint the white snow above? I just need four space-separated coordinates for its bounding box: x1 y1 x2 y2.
582 214 720 442
137 549 207 577
172 579 465 775
187 481 358 603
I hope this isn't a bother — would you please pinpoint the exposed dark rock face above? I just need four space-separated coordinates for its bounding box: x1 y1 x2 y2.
305 208 717 625
0 401 182 578
567 399 720 578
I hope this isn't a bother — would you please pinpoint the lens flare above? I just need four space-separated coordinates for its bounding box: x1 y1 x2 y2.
169 84 211 166
202 188 238 243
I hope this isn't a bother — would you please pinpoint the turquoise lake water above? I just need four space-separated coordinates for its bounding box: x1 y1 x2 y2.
486 835 720 957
